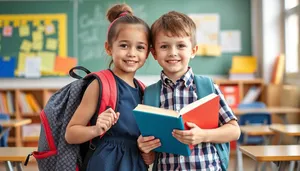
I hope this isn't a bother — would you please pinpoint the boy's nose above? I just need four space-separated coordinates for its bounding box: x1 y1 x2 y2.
169 47 178 57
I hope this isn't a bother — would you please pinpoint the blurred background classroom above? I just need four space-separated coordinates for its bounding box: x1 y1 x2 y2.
0 0 299 171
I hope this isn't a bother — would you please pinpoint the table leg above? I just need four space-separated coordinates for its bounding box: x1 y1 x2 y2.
15 162 23 171
276 113 288 124
4 161 14 171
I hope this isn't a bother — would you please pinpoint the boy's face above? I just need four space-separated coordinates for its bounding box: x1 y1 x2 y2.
152 31 197 78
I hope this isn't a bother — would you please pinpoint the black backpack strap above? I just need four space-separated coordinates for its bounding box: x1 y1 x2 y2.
69 66 91 79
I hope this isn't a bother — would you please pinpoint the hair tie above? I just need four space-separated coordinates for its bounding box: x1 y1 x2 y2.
107 11 129 40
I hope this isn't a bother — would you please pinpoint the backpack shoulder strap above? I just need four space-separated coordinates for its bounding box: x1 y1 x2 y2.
194 75 230 170
91 69 118 113
143 80 161 107
194 75 215 98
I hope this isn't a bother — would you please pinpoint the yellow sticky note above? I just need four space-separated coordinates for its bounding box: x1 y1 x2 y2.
19 25 30 37
32 41 43 51
37 25 45 32
13 20 20 27
17 52 37 74
46 38 58 51
38 51 56 72
45 24 55 35
32 31 43 42
4 20 10 26
21 20 28 26
33 20 40 27
205 45 221 57
20 40 32 52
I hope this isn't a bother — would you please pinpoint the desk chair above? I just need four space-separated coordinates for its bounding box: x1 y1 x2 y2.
236 102 271 171
0 113 10 147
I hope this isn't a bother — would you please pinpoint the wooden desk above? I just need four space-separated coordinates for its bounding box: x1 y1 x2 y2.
269 124 300 137
233 107 300 124
239 145 300 170
0 119 32 147
240 125 275 136
0 147 36 171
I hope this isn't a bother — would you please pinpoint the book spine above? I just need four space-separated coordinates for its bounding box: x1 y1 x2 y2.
179 117 191 155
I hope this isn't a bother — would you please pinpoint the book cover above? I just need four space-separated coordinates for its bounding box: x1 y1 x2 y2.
133 93 219 156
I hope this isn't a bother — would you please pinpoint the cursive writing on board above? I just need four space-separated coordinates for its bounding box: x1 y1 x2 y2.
78 4 107 62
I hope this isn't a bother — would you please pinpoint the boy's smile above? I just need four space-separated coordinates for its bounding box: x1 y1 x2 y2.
152 31 197 81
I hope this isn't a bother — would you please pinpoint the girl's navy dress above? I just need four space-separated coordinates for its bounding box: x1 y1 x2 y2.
86 74 147 171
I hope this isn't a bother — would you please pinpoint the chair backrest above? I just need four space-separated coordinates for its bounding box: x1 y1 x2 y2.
237 102 271 144
238 102 266 109
0 113 10 147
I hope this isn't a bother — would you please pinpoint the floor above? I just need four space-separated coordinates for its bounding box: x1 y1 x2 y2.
0 155 276 171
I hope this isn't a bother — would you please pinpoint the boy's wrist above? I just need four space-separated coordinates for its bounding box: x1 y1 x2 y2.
203 129 210 143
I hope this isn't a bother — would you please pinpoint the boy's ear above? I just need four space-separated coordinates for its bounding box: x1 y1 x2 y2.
191 45 198 59
150 47 157 60
105 41 112 56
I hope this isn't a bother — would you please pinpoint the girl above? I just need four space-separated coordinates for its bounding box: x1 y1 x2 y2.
65 3 151 171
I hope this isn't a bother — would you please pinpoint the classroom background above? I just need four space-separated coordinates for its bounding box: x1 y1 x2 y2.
0 0 299 171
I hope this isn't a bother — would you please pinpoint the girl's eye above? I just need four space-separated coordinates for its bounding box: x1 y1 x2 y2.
120 44 128 48
160 45 168 49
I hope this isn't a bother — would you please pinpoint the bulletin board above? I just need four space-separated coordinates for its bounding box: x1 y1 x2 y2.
0 14 67 76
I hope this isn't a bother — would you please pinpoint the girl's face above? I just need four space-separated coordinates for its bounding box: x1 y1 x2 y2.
106 24 149 77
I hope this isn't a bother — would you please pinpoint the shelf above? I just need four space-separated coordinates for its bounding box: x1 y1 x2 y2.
23 136 39 142
8 137 15 142
214 78 264 84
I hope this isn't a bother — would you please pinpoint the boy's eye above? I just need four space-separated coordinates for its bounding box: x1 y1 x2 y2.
160 45 168 49
137 45 145 50
178 44 186 48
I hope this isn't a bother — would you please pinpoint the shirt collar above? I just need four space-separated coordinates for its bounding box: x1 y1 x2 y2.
160 67 195 88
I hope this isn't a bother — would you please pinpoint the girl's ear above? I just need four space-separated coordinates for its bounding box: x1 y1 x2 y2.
191 45 198 59
150 47 157 60
105 42 112 56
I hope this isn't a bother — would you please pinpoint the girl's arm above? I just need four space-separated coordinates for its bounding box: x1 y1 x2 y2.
65 80 118 144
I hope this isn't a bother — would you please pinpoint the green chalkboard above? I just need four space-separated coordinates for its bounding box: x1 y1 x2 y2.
0 0 251 76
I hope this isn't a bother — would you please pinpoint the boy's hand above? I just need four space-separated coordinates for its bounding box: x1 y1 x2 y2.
95 108 120 135
137 135 161 153
141 151 155 165
172 122 207 145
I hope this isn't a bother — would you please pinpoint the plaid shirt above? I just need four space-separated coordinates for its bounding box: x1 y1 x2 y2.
157 68 237 171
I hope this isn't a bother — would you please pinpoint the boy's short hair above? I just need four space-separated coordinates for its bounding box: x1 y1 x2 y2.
151 11 197 47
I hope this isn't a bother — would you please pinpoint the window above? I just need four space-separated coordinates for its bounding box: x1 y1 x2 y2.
284 0 300 78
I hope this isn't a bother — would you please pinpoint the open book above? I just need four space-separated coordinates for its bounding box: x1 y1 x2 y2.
133 93 220 156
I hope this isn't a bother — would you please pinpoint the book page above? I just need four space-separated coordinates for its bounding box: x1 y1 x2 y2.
134 104 180 118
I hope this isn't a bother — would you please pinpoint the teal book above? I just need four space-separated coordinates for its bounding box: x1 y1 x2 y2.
133 93 219 156
133 108 190 156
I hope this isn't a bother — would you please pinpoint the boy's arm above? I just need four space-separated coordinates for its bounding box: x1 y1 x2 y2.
173 84 240 144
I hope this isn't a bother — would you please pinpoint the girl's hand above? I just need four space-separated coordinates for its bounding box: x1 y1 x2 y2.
95 108 120 135
141 151 155 165
137 135 161 153
172 122 207 145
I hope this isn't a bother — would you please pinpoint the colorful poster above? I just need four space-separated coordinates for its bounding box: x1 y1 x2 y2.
3 26 13 37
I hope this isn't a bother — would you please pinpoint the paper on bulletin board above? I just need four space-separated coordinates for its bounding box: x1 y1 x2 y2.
25 57 41 78
188 14 220 45
20 40 32 52
19 25 30 37
3 26 13 37
46 38 58 51
32 41 43 51
220 30 241 53
45 24 55 35
17 52 37 76
32 31 43 42
38 51 56 72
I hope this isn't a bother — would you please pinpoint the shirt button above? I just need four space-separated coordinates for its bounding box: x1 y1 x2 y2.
180 156 184 161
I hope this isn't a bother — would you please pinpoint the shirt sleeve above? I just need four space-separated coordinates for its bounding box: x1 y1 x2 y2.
214 84 238 125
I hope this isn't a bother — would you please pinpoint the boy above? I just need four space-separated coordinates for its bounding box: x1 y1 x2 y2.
137 11 241 170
